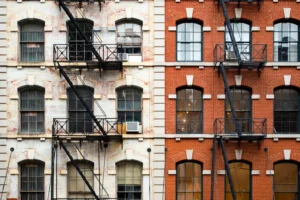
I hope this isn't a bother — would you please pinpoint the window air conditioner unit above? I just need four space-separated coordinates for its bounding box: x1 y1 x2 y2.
118 53 129 61
126 122 140 133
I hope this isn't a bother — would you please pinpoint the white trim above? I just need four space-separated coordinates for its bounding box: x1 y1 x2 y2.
217 170 225 175
168 94 176 99
168 170 176 175
266 170 274 175
203 170 211 175
251 170 260 175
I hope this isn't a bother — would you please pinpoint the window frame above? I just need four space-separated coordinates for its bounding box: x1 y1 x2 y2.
176 160 203 200
19 160 45 200
273 19 300 62
116 86 143 123
225 160 252 200
19 86 45 134
67 160 95 198
176 86 203 134
274 86 300 133
116 18 143 55
224 19 252 61
273 160 300 200
176 19 203 62
19 19 45 63
116 160 143 200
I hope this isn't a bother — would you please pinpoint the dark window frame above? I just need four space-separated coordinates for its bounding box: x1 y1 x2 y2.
116 18 143 55
116 86 143 123
273 160 300 200
176 19 203 62
274 19 300 62
67 85 94 133
20 160 45 200
224 19 252 61
176 160 203 200
116 160 143 200
19 86 45 133
225 160 252 200
176 86 203 134
19 19 45 62
274 86 300 133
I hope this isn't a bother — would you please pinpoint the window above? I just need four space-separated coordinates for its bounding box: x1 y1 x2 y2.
67 19 93 61
116 19 142 54
177 88 203 133
274 162 299 200
20 87 45 133
274 22 299 62
225 161 251 200
225 21 251 61
225 87 251 133
176 161 202 200
20 161 44 200
117 161 142 200
274 88 299 133
20 20 45 62
177 21 202 61
117 87 142 122
68 86 94 133
68 161 94 198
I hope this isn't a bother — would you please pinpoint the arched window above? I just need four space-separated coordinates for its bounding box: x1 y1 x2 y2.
274 87 300 133
20 87 45 133
20 161 44 200
68 161 94 198
67 86 94 133
117 161 142 199
67 19 94 61
274 161 299 200
225 87 251 133
116 19 142 54
225 21 251 61
274 21 299 62
117 87 142 122
176 20 202 61
176 161 202 200
176 87 203 133
225 161 251 200
19 19 45 62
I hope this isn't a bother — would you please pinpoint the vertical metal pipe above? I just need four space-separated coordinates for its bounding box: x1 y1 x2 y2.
51 125 55 200
210 136 217 200
147 148 151 200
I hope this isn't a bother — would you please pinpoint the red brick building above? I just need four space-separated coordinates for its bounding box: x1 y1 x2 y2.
164 0 300 200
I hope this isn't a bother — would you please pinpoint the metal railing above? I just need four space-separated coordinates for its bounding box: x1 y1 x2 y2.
53 198 119 200
214 118 267 135
214 44 267 64
53 43 122 63
53 118 123 135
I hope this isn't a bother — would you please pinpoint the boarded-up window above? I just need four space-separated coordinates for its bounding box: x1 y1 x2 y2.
20 21 44 62
274 162 298 200
20 162 44 200
68 86 94 133
68 161 94 198
225 161 251 200
117 161 142 200
176 162 202 200
20 87 44 133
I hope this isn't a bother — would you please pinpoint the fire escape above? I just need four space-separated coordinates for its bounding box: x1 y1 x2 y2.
211 0 267 200
51 0 123 199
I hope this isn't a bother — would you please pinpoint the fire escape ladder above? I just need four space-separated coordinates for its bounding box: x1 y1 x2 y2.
220 138 237 200
210 135 217 200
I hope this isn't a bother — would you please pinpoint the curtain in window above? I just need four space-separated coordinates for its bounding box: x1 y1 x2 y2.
274 88 299 133
225 88 251 133
117 161 142 200
176 162 202 200
20 22 45 62
176 22 202 61
68 161 94 198
274 22 299 62
274 162 298 200
176 88 203 133
20 88 44 133
20 162 44 200
225 162 251 200
117 87 142 122
68 86 94 133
